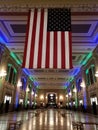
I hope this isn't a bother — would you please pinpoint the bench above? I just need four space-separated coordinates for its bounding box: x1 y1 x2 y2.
7 120 22 130
35 112 40 116
81 122 98 129
61 113 66 117
28 112 40 119
72 121 83 130
61 112 72 117
72 121 98 130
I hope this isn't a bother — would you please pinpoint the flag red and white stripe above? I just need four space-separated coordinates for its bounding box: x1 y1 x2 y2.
22 8 73 69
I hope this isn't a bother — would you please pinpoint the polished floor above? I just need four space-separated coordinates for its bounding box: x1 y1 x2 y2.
0 109 98 130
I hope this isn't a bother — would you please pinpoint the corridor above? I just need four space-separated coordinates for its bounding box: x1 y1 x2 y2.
0 109 98 130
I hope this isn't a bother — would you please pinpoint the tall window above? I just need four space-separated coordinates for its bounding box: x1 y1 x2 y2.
91 65 96 83
85 69 90 86
9 67 14 83
85 65 96 86
6 64 17 85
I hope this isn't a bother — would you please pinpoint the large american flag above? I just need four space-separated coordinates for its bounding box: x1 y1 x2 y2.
22 8 73 69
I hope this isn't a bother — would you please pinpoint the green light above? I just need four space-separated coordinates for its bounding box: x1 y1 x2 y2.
29 76 34 82
8 64 12 67
75 96 78 108
36 85 39 89
64 86 67 89
14 68 17 73
86 69 89 74
10 52 22 65
81 52 92 65
69 77 74 82
8 64 17 73
25 92 28 107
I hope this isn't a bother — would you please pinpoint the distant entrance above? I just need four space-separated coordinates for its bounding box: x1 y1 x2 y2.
47 93 57 108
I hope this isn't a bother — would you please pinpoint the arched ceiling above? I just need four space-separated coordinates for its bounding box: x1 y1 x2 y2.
0 1 98 89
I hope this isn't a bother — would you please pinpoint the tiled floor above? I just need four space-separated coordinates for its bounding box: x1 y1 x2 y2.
0 109 98 130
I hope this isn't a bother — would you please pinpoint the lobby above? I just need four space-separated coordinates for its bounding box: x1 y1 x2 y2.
0 0 98 130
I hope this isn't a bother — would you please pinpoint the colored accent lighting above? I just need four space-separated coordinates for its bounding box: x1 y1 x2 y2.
10 52 22 65
81 52 92 65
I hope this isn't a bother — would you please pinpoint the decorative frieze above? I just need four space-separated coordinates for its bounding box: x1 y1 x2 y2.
0 4 98 12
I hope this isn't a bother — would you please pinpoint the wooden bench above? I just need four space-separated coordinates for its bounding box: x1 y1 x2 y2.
61 113 65 117
61 112 72 117
35 112 40 116
72 121 83 130
81 122 98 129
7 120 22 130
28 112 40 119
72 121 98 130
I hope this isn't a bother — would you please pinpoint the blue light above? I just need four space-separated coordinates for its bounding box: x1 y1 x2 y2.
33 81 39 87
0 36 5 43
65 81 70 87
71 67 81 76
22 77 27 91
76 78 82 91
22 68 31 76
93 34 98 44
0 31 8 44
22 68 39 88
83 91 87 109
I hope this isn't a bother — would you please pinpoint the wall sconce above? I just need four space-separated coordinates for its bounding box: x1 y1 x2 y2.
35 93 37 97
59 95 63 100
66 94 68 98
73 88 77 93
80 82 85 88
0 70 7 78
26 87 29 92
69 92 72 96
17 80 22 88
32 91 34 95
40 95 44 100
95 72 98 77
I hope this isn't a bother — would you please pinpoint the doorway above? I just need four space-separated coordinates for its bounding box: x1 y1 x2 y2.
90 96 97 114
47 93 57 108
4 95 11 113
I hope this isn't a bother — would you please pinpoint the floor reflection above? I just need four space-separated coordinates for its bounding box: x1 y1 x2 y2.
0 109 98 130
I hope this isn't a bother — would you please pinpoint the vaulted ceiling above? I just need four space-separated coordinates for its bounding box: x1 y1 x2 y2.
0 1 98 89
